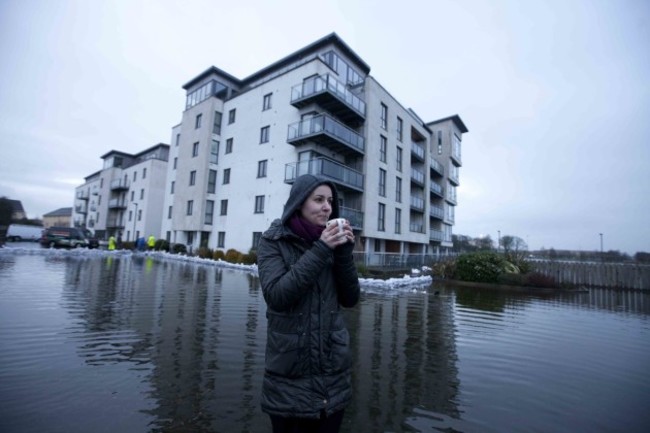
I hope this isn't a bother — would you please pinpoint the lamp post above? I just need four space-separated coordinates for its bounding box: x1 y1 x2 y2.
599 233 603 261
132 202 138 242
497 230 501 252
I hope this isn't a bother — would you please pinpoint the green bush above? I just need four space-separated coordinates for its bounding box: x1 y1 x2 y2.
454 252 507 283
431 259 456 279
225 248 243 263
241 249 257 265
155 239 170 252
213 250 225 261
172 243 187 254
197 247 213 259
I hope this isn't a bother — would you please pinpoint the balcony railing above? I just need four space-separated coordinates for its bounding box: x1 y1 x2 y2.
430 157 444 177
110 179 129 190
430 230 444 242
410 196 425 212
291 74 366 124
430 181 444 198
446 192 457 205
285 158 364 192
411 142 425 161
106 217 124 228
287 114 364 155
451 151 462 166
108 199 127 209
411 168 425 186
409 223 425 234
430 204 444 219
75 205 87 214
339 206 364 229
449 171 460 186
76 191 89 200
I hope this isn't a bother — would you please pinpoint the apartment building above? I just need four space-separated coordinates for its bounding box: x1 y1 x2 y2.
160 33 467 255
74 144 169 241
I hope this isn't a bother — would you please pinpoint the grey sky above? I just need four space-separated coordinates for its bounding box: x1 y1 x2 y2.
1 0 648 254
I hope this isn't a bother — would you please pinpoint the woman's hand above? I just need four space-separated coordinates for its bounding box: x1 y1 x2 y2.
320 219 355 250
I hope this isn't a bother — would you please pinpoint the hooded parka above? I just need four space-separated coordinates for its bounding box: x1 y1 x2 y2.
257 174 360 419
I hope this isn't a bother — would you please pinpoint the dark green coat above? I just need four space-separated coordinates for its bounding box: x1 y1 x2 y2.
257 175 360 418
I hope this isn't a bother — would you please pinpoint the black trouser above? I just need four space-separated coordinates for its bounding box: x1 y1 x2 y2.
270 410 344 433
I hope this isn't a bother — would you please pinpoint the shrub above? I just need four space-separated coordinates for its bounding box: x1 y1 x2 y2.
197 247 213 259
172 243 187 254
155 239 170 252
356 263 369 277
430 259 456 279
241 249 257 265
497 272 527 286
454 252 506 283
225 248 243 263
213 250 225 261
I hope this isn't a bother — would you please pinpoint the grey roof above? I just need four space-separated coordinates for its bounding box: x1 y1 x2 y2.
44 207 72 217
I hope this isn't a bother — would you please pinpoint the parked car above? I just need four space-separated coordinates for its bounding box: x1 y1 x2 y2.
82 229 100 249
40 227 89 248
6 224 43 242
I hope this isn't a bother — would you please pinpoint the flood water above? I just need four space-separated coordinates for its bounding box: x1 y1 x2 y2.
1 247 649 433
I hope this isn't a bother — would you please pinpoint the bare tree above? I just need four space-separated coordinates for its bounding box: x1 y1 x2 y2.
501 235 528 264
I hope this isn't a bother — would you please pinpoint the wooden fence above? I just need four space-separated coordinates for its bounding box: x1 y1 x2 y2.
531 260 650 290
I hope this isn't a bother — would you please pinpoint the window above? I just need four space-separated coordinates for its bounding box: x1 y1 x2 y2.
187 231 194 245
130 191 134 201
228 108 236 124
213 111 222 135
380 103 387 130
170 181 175 194
254 195 265 213
138 209 142 221
217 232 225 248
257 160 267 178
397 117 403 142
173 157 177 169
260 125 270 143
378 203 386 231
175 133 180 147
252 232 262 249
195 113 202 129
379 169 386 197
226 138 233 154
210 140 219 164
189 170 196 186
128 210 132 222
192 142 199 157
168 206 172 219
437 131 443 155
263 93 272 110
396 177 402 203
220 199 228 215
133 171 137 182
395 208 401 234
143 168 147 179
380 135 387 162
140 189 144 199
396 146 403 172
208 169 216 193
186 200 194 216
205 200 214 225
223 168 230 184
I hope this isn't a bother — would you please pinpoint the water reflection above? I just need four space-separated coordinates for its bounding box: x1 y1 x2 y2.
1 251 649 433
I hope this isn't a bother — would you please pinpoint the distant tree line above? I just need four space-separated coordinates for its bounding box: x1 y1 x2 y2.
452 232 648 264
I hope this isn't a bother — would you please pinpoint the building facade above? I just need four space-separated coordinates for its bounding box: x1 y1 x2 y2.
74 144 169 241
75 33 467 256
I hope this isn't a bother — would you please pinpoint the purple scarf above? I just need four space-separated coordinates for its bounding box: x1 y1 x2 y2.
288 214 324 243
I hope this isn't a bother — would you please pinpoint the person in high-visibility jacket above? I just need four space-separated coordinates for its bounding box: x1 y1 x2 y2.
147 235 156 250
108 236 116 251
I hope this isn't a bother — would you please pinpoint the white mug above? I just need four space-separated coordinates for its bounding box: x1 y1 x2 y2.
326 218 346 233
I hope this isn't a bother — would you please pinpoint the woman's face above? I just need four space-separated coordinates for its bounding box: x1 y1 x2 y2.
300 184 333 226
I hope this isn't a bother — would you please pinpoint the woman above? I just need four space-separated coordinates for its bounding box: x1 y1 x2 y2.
257 174 360 433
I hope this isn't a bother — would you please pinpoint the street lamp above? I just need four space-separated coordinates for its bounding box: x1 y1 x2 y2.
497 230 501 252
132 202 138 242
599 233 603 261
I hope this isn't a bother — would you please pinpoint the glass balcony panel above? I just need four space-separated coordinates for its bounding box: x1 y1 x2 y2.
291 74 366 120
411 142 425 160
430 157 444 176
430 230 444 242
287 114 364 154
285 158 364 191
339 206 364 229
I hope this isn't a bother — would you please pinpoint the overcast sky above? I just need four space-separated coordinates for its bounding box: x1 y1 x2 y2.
1 0 648 254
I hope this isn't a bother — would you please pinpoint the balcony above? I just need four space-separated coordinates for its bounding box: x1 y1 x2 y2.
76 191 89 200
430 181 444 198
410 168 425 186
411 142 425 162
110 179 129 191
430 230 444 242
340 206 364 230
285 158 364 192
75 204 87 214
108 198 127 209
409 223 425 234
291 74 366 125
446 192 457 205
430 204 444 220
410 196 425 212
449 171 460 186
430 157 444 177
451 151 462 167
106 217 124 229
287 114 364 156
